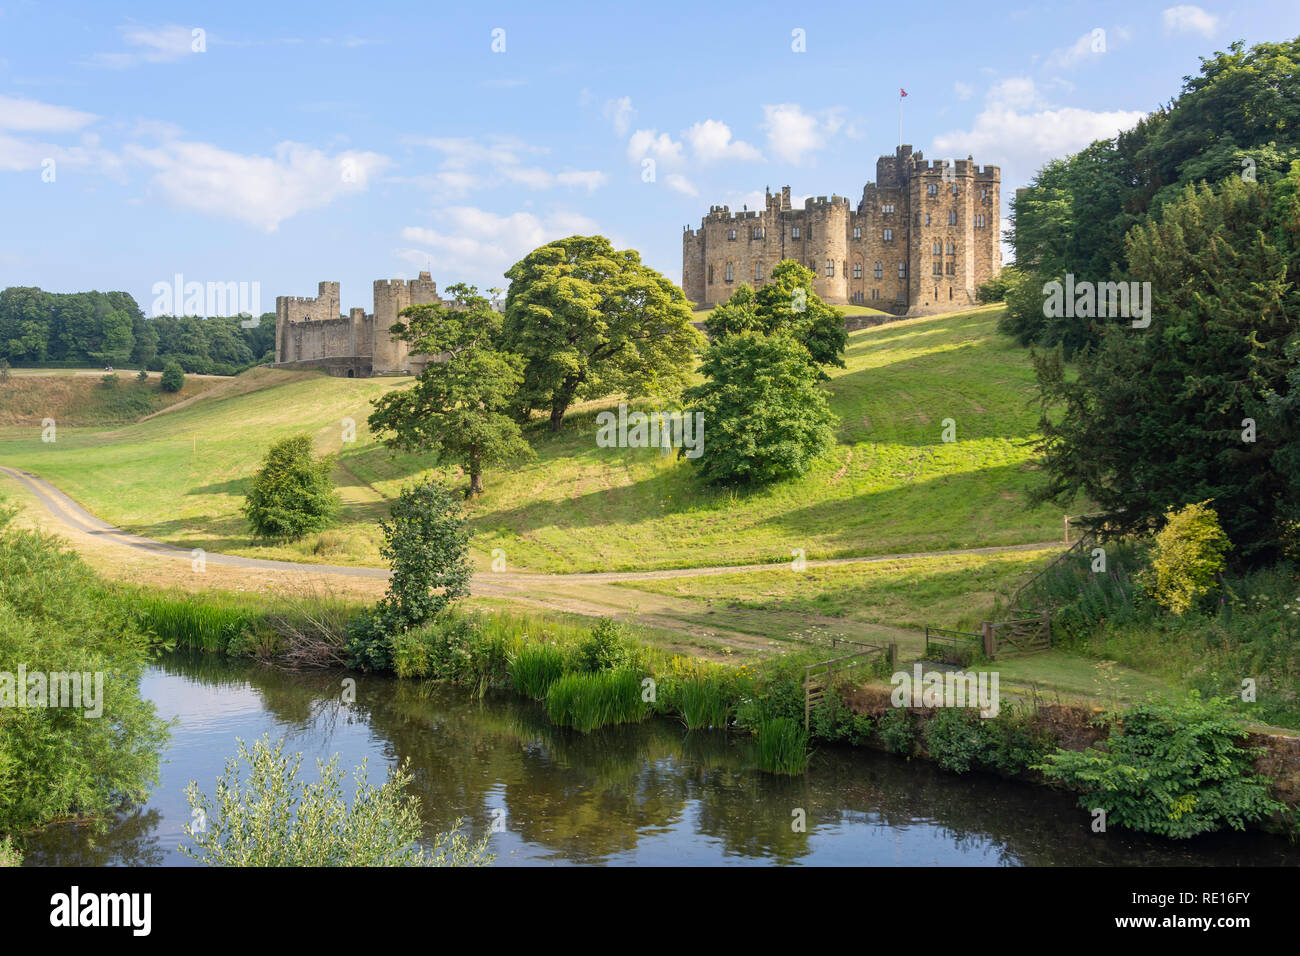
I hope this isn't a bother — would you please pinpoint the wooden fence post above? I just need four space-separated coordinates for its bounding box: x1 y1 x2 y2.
1041 610 1051 648
887 642 898 673
981 621 995 659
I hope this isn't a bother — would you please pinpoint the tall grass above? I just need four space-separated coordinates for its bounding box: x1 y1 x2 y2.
130 589 264 651
508 643 567 699
545 669 650 732
666 673 734 730
754 717 810 775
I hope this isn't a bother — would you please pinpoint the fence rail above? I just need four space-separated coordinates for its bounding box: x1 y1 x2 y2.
924 626 981 662
981 613 1051 657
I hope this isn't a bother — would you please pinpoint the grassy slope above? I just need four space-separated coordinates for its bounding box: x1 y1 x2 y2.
0 370 223 426
0 305 1074 571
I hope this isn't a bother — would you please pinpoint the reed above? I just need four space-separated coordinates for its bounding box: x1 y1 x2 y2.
667 673 734 730
546 669 650 732
508 642 567 699
754 717 810 775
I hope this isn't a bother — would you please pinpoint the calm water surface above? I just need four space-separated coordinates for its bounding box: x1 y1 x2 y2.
23 651 1300 866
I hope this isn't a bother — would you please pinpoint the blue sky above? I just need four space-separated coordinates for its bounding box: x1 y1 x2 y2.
2 0 1297 317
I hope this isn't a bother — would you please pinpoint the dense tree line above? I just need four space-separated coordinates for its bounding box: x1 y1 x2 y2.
0 286 275 374
1003 38 1300 355
1016 36 1300 565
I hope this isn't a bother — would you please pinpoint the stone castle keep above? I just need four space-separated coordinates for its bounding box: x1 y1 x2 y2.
274 272 443 376
683 146 1001 314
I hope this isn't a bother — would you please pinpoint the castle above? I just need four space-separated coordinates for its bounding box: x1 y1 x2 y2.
682 146 1001 315
273 272 444 377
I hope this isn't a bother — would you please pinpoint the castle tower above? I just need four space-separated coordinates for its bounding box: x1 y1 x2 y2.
275 280 340 363
372 271 441 375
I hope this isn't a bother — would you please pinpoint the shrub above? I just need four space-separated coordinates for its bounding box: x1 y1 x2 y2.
137 368 149 383
809 689 874 746
0 836 21 867
924 708 999 774
100 372 119 389
389 612 507 693
545 669 650 732
1036 693 1284 838
241 435 340 542
754 717 809 774
160 360 184 392
573 617 633 672
1147 501 1231 615
975 266 1023 303
878 708 918 756
181 735 493 866
0 503 169 833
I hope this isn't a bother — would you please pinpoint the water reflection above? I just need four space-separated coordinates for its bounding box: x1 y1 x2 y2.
22 651 1300 866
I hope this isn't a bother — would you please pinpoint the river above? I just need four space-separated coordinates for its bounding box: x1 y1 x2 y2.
22 651 1300 866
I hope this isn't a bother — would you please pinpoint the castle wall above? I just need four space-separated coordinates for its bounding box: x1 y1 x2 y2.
275 281 340 363
372 271 441 375
683 146 1001 316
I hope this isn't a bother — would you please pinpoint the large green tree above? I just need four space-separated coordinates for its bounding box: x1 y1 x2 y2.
369 283 532 495
1031 166 1300 565
684 331 837 486
502 235 704 431
705 260 847 369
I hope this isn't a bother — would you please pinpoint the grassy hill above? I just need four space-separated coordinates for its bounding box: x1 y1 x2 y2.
0 370 224 426
0 305 1075 572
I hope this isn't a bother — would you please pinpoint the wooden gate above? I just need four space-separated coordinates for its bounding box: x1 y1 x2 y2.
803 642 897 730
981 613 1051 658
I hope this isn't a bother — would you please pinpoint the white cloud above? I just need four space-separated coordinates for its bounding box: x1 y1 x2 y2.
1046 28 1112 69
604 96 635 135
124 139 391 231
90 24 204 68
398 206 603 281
684 119 762 163
0 95 97 132
664 173 698 196
760 104 827 165
986 77 1045 110
626 129 683 165
1163 5 1219 38
416 135 604 196
953 81 974 101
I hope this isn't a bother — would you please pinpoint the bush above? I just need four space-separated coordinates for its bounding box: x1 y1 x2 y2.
241 435 340 542
1147 501 1231 615
100 372 119 389
573 617 633 672
137 368 149 383
809 689 874 745
976 266 1023 304
878 708 918 756
181 735 493 866
389 612 506 692
924 708 999 773
160 360 184 392
0 503 169 833
0 836 21 867
1036 693 1284 838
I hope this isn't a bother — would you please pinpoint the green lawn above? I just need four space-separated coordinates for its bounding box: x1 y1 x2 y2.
0 304 1076 572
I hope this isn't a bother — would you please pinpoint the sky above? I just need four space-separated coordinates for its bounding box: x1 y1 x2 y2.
2 0 1298 317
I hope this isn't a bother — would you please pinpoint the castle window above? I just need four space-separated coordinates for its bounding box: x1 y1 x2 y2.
951 183 959 197
752 226 764 239
882 228 893 242
853 262 863 279
946 242 956 256
946 261 956 275
932 240 941 256
791 226 801 239
933 261 942 276
807 226 813 241
873 261 882 280
927 184 938 196
975 213 986 228
948 210 958 225
882 203 895 214
754 262 763 281
898 262 907 278
981 187 988 199
949 287 954 300
707 265 714 284
925 213 932 226
728 229 737 241
725 262 734 282
825 259 834 277
853 226 862 239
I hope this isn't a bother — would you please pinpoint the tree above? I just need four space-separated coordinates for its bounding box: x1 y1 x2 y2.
374 480 472 635
182 735 493 866
1030 167 1300 565
706 261 847 369
684 331 837 486
1147 502 1232 615
160 360 185 392
503 235 704 430
241 435 340 541
369 283 532 496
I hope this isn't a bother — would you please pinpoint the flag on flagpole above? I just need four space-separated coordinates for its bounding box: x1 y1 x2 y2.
900 88 908 98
